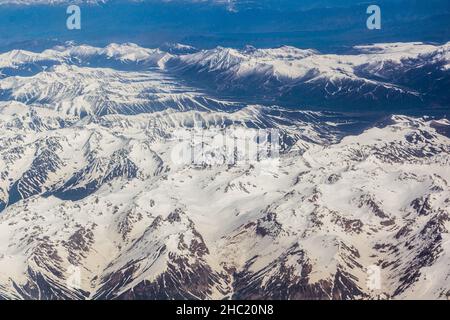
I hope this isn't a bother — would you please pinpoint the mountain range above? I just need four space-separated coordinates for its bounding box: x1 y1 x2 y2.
0 42 449 299
1 42 449 113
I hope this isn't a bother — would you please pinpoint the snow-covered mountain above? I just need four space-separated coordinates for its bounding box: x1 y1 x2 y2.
168 42 450 109
0 44 246 116
0 42 449 300
2 42 449 113
0 102 449 299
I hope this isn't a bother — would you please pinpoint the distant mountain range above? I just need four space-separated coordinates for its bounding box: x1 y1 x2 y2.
1 42 449 114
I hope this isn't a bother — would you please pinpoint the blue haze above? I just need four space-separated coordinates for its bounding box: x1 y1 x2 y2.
0 0 449 52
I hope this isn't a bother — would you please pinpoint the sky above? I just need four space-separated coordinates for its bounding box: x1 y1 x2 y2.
0 0 449 52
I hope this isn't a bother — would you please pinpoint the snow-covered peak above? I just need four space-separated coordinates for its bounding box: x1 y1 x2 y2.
354 42 450 66
100 43 168 63
159 43 198 55
0 43 172 70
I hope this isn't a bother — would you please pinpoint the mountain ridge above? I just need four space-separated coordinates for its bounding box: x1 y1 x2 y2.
1 42 449 114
